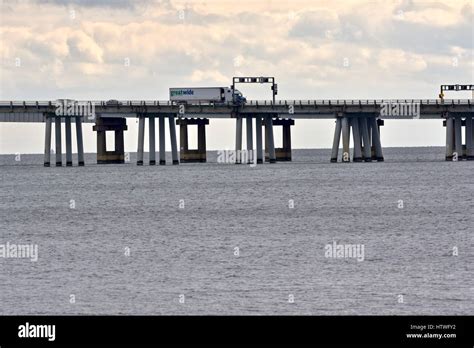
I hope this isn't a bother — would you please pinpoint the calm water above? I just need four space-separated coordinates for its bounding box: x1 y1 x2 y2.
0 148 473 315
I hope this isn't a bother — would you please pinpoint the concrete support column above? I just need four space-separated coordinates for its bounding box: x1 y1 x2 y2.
330 118 342 163
169 115 179 164
445 117 454 160
65 117 73 166
180 123 188 154
466 117 474 160
282 124 292 161
351 118 363 162
359 117 372 162
235 117 243 164
265 116 276 163
44 115 52 167
149 116 156 165
255 116 263 164
115 130 124 160
370 117 384 161
137 116 145 165
55 117 62 166
454 117 463 160
198 124 206 163
246 116 253 164
97 130 106 163
159 116 166 165
341 117 350 162
75 116 84 166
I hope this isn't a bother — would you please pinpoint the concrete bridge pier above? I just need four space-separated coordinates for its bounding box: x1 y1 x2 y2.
177 118 209 163
341 117 350 162
445 117 455 160
444 116 473 161
43 115 52 167
55 116 62 166
235 117 243 164
351 118 363 162
370 117 384 162
137 116 145 165
169 114 179 165
359 117 372 162
255 116 263 164
264 116 276 163
93 117 127 164
44 114 85 167
149 116 156 165
159 116 166 165
454 117 463 160
454 117 464 160
246 116 253 164
466 116 473 160
75 116 85 166
330 118 342 163
264 118 293 162
65 117 73 166
331 116 383 162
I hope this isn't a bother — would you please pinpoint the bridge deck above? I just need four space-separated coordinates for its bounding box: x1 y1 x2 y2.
0 99 472 122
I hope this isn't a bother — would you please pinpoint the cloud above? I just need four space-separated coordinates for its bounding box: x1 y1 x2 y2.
0 0 472 100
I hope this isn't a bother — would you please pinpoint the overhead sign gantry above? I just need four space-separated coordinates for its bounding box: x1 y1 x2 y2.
232 77 277 104
439 84 474 99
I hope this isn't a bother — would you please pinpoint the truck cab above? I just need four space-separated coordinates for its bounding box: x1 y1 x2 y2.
224 88 246 104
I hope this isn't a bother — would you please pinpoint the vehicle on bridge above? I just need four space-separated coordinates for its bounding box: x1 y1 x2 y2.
169 87 246 105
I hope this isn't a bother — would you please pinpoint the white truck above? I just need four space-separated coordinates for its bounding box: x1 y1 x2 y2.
169 87 246 105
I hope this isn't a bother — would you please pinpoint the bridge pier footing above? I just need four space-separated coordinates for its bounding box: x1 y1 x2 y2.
443 116 473 161
93 117 127 164
177 118 209 163
331 116 384 163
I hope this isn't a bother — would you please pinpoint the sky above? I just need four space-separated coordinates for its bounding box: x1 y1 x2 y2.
0 0 473 154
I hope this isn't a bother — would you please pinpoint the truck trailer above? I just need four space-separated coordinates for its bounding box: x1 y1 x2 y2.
169 87 246 105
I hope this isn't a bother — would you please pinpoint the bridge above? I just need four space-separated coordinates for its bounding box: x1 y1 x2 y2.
0 99 473 166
